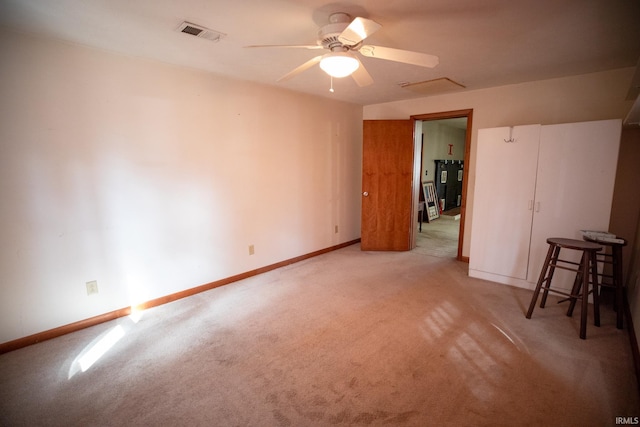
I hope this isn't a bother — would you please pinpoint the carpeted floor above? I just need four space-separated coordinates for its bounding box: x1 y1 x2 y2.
415 214 460 258
0 243 638 426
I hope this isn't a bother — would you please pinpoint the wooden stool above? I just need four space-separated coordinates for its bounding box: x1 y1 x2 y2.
580 235 627 329
526 238 602 339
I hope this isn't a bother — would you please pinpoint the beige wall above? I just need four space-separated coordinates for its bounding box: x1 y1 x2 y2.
0 30 363 343
364 68 636 258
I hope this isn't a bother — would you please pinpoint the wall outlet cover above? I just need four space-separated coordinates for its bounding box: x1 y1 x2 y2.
86 280 98 296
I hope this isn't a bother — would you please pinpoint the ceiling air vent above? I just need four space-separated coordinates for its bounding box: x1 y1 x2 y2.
177 21 225 42
399 77 465 96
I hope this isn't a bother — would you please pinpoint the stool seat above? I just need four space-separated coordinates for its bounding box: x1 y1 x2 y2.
547 237 603 251
526 237 602 339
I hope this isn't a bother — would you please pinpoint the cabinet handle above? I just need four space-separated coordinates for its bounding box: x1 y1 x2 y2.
528 200 533 210
363 192 369 197
535 202 541 212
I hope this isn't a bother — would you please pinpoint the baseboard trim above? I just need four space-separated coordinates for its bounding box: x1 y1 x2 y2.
0 239 361 354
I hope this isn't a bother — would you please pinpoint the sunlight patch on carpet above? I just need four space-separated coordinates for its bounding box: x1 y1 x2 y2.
68 325 125 378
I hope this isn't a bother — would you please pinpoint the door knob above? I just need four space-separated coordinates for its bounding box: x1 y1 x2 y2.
363 192 369 196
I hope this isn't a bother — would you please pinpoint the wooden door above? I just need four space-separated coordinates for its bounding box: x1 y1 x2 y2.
361 120 414 251
469 125 541 280
527 119 622 288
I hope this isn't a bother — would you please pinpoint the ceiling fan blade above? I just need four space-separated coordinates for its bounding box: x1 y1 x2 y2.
351 59 373 87
359 45 439 68
277 56 323 82
245 44 323 50
338 17 382 46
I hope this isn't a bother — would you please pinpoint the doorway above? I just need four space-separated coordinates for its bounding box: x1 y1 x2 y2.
411 110 472 261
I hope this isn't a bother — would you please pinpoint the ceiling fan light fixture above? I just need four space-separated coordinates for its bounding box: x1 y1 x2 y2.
319 52 359 78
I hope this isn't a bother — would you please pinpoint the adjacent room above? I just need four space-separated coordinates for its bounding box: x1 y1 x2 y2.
1 0 640 425
415 117 467 258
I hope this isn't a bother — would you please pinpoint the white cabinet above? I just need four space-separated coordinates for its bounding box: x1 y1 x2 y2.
469 125 541 281
469 119 621 291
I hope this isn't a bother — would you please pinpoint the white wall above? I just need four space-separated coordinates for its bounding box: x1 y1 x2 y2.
364 68 635 258
0 30 363 343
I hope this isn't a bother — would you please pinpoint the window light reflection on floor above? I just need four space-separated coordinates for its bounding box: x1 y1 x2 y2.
68 325 125 379
67 277 148 379
129 306 144 323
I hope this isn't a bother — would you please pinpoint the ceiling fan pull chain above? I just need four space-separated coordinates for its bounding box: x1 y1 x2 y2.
330 76 335 93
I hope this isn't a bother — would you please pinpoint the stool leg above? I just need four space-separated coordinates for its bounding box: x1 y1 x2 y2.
566 257 585 317
579 251 590 339
591 251 600 328
613 245 624 329
527 244 556 319
540 245 561 308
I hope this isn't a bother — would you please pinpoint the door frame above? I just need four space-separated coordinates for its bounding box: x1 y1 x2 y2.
411 109 473 262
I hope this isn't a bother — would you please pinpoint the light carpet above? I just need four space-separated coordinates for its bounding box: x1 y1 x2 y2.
415 215 460 258
0 244 638 426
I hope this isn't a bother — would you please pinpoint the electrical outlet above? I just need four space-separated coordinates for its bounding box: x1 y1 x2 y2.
248 244 255 255
86 280 99 296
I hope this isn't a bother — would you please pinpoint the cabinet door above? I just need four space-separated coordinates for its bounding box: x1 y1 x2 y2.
469 125 541 279
445 162 459 210
434 160 447 210
527 119 622 287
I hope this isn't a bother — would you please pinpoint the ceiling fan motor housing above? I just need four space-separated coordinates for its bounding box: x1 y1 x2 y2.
317 13 351 50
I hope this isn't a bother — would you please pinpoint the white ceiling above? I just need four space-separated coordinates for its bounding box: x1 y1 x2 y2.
1 0 639 106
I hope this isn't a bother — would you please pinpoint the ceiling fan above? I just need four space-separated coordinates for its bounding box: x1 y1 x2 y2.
246 12 439 87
